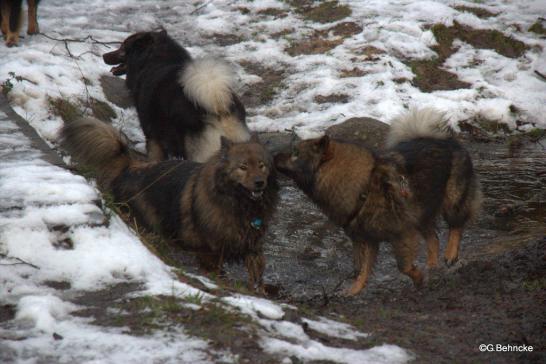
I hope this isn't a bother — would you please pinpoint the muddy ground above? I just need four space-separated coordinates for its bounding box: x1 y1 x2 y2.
99 73 546 363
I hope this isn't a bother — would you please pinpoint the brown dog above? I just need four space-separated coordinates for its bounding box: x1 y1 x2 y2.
1 0 40 47
275 108 481 295
61 117 278 292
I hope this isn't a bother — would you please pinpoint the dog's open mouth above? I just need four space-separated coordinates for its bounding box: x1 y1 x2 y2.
240 185 265 201
110 64 127 76
250 190 264 200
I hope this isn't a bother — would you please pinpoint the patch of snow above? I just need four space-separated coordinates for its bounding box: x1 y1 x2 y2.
262 339 412 364
223 294 285 320
301 316 369 341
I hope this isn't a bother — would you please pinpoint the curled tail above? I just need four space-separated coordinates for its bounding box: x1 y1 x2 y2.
60 117 131 188
386 108 454 147
180 57 235 115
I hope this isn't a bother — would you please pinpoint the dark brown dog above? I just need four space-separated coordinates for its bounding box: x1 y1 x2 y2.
61 117 278 292
275 108 481 295
1 0 40 47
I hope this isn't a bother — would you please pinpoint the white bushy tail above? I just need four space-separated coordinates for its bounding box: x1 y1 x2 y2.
386 108 453 147
180 58 235 115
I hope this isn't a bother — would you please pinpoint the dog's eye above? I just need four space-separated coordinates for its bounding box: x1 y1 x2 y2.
239 165 248 171
259 162 266 170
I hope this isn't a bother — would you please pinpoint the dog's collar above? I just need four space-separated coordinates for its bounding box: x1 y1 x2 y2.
250 217 263 230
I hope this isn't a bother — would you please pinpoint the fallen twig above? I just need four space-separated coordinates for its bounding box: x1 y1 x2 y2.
534 70 546 81
39 32 121 47
190 0 214 15
0 253 40 270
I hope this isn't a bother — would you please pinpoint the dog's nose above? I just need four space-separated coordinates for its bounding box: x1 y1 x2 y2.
254 179 265 189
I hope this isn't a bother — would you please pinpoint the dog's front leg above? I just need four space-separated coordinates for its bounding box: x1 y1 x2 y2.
245 253 266 294
345 241 379 296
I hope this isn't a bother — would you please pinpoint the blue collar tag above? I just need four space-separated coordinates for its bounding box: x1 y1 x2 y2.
251 218 263 230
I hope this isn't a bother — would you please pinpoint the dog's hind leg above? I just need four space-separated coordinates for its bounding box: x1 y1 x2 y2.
421 226 439 268
442 152 481 266
393 231 423 288
27 0 39 34
345 241 379 296
245 253 266 294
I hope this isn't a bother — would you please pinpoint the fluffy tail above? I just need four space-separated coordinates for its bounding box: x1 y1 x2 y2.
180 57 235 115
386 108 454 147
60 117 131 188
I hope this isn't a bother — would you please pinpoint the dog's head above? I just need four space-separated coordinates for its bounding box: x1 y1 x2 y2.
103 30 168 76
274 135 331 191
218 136 275 202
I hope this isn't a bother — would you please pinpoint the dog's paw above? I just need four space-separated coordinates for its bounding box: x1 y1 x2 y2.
444 255 459 267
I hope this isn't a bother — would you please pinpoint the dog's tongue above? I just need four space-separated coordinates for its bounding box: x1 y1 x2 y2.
110 64 126 76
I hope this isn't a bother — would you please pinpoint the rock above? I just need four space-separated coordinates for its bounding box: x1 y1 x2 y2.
258 131 299 154
325 116 389 148
100 75 133 109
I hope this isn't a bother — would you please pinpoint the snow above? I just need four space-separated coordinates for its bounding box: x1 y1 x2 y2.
301 316 369 341
263 339 412 364
0 110 222 363
223 294 285 320
2 0 544 362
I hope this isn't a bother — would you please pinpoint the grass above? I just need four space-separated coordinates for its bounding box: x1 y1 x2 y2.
453 5 497 19
430 21 528 59
528 20 546 35
409 21 529 92
288 0 351 23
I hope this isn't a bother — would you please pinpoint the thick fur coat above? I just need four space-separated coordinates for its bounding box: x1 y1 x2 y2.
275 108 481 295
61 117 278 291
103 30 249 162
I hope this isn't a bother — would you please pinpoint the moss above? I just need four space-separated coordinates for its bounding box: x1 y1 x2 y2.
430 23 457 59
239 61 286 107
339 67 366 78
314 94 349 104
257 8 288 18
286 37 343 56
476 117 511 134
430 22 528 60
409 59 471 92
412 22 528 92
317 21 362 38
307 1 351 23
289 0 351 24
528 20 546 35
453 5 497 19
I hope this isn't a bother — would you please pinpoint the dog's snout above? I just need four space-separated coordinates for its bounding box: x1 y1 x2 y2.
254 179 265 189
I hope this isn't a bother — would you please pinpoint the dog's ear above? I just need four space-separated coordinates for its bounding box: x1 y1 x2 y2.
313 135 330 153
156 28 168 38
127 33 154 51
313 135 333 162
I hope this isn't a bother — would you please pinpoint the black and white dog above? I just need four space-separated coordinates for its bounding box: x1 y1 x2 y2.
103 29 249 162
